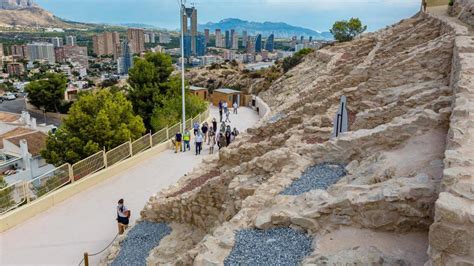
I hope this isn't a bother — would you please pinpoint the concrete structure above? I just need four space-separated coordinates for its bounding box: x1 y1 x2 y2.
27 42 55 64
232 31 239 50
204 29 210 44
65 36 77 46
211 88 242 106
0 106 260 265
265 34 275 52
127 28 145 54
6 63 24 76
189 86 208 101
215 29 224 48
51 37 63 48
93 32 120 56
62 45 88 68
9 44 28 60
182 7 197 55
242 30 248 47
255 34 262 53
117 40 133 75
159 32 171 44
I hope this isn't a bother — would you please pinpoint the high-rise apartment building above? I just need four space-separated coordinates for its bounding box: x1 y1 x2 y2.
225 30 230 49
149 33 156 43
230 29 235 48
182 7 197 55
7 63 25 76
242 31 248 48
0 43 4 58
66 36 77 46
204 29 210 44
93 32 120 56
231 31 239 50
265 34 274 52
51 37 63 48
27 42 55 64
247 37 255 54
255 34 262 53
215 29 224 48
10 44 28 59
196 35 207 56
117 40 134 75
64 45 88 68
183 35 192 58
127 28 145 54
144 33 150 43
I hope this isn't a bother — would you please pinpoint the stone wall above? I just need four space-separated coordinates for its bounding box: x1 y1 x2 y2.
426 10 474 266
449 0 474 27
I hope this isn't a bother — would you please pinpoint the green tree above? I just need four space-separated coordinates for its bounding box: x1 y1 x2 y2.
282 48 314 72
150 76 208 131
41 90 146 165
330 18 367 42
25 73 67 113
0 177 14 213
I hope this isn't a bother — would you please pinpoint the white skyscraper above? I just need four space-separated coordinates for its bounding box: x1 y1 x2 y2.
27 42 55 64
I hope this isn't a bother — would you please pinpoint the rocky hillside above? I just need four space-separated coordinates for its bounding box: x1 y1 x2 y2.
103 8 474 266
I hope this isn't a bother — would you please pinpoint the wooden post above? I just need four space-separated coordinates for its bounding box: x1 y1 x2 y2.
103 148 108 168
83 252 89 266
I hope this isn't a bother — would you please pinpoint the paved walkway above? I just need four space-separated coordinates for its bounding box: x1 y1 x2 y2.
0 106 260 266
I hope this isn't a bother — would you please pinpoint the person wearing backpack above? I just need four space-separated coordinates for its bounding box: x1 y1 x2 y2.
117 199 130 235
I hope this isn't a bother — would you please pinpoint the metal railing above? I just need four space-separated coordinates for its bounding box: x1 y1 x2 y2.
0 106 211 216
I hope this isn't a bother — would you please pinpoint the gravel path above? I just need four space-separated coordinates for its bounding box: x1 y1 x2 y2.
112 222 171 266
224 228 313 265
280 163 346 195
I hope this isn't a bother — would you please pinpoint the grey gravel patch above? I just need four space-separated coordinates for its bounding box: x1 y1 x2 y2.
112 222 171 266
224 228 313 266
268 112 286 124
281 163 346 195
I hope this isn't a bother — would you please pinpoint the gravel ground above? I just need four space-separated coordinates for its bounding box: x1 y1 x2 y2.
280 163 346 195
112 222 171 266
224 228 313 265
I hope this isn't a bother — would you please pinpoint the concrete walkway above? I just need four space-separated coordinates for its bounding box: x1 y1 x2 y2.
0 106 260 266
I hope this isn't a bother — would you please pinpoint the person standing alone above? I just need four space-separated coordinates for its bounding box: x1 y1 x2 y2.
117 199 130 235
233 102 238 114
195 132 203 155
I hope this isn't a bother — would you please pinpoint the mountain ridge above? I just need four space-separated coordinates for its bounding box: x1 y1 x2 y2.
199 18 333 40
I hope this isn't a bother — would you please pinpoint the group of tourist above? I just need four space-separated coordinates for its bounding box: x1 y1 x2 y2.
174 101 240 156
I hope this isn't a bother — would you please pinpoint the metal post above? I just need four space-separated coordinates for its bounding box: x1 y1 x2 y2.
103 148 108 168
180 1 186 137
129 139 133 156
24 181 30 203
166 125 169 140
149 131 153 147
83 252 89 266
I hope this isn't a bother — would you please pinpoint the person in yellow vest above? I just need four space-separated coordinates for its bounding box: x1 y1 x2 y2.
183 129 191 152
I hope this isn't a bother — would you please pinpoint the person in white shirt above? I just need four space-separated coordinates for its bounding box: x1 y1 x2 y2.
117 199 130 235
233 102 238 114
195 132 203 155
223 101 228 113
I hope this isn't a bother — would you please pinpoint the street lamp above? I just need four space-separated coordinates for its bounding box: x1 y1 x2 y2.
179 0 186 134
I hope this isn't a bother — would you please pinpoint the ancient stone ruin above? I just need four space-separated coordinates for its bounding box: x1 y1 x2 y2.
103 7 473 266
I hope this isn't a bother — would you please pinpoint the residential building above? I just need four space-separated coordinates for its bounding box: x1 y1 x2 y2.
204 29 210 44
66 36 77 46
255 34 262 53
51 37 63 48
183 35 192 58
247 37 255 54
159 32 171 44
215 29 224 48
309 36 313 42
54 47 65 63
232 31 239 50
242 31 248 48
63 45 88 68
225 30 230 49
295 43 305 52
27 42 55 64
144 33 151 43
149 32 156 43
196 35 207 56
117 40 134 75
127 28 145 54
230 29 235 48
10 45 28 60
6 63 25 76
92 32 120 56
300 36 304 44
265 34 275 52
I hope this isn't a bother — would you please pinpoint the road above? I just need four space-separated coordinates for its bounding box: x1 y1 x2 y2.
0 106 260 266
0 96 62 126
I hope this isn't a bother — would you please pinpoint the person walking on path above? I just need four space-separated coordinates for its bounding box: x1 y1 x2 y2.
225 110 231 123
209 131 216 154
212 118 218 132
174 131 183 153
116 199 130 235
202 122 209 143
208 127 215 145
195 132 203 155
193 121 200 136
183 129 191 152
233 127 240 137
218 101 223 122
220 121 226 133
223 101 228 114
233 102 238 114
218 133 226 150
225 129 232 147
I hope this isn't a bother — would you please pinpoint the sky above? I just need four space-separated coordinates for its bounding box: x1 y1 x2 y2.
36 0 421 32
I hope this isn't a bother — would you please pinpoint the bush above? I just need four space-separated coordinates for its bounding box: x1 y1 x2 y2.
449 0 454 6
330 18 367 42
282 48 314 72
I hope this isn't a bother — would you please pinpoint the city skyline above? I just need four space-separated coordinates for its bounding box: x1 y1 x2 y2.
35 0 420 33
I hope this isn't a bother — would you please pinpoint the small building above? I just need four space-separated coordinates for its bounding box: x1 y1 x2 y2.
189 86 208 101
211 88 242 107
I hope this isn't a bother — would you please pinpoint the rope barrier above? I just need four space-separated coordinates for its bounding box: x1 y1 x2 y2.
78 233 119 266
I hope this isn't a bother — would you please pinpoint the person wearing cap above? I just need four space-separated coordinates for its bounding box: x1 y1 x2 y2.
116 199 130 235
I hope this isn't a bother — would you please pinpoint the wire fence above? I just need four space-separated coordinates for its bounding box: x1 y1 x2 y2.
26 164 71 201
131 134 151 155
0 106 210 216
106 142 132 167
0 181 26 215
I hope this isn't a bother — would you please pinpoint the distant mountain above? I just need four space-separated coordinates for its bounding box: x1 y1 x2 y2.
199 18 332 40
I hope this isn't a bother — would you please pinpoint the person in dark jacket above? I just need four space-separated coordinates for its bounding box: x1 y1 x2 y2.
117 199 130 235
